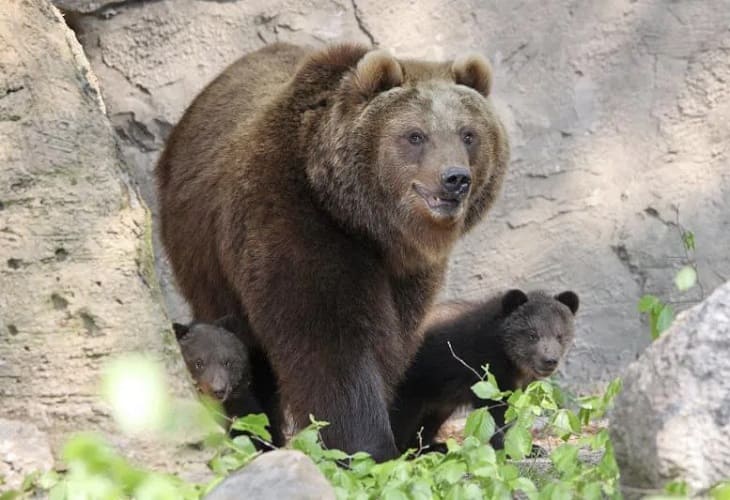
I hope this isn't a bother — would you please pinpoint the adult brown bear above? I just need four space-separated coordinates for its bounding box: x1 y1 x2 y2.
156 43 509 461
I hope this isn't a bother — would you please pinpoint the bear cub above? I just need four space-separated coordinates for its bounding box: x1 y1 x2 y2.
173 315 275 449
390 289 579 453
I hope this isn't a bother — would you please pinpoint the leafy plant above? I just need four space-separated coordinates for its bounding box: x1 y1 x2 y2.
9 355 626 500
638 215 700 340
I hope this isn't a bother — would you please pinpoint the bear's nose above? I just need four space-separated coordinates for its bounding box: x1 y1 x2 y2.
441 167 471 194
542 358 558 369
213 387 228 400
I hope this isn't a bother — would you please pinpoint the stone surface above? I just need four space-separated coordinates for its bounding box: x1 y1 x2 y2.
67 0 730 390
610 280 730 495
0 0 208 480
52 0 117 13
205 450 336 500
0 419 54 490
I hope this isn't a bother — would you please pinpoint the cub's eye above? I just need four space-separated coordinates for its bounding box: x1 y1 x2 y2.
528 333 539 342
194 359 204 371
224 360 232 368
407 130 426 146
462 130 476 146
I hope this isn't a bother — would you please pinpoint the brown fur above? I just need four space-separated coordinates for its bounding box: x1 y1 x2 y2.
156 42 509 460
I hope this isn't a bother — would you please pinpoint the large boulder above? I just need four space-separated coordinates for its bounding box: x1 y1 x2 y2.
0 0 208 482
610 281 730 495
205 450 336 500
64 0 730 391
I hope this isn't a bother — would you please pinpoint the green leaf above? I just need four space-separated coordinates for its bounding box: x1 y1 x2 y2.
471 379 501 400
504 424 532 460
229 413 272 442
682 231 695 252
551 444 579 477
655 305 675 337
551 409 580 440
711 481 730 500
434 460 467 485
511 477 538 499
582 481 603 499
664 479 689 495
674 266 697 292
463 408 496 444
381 487 409 500
638 294 660 312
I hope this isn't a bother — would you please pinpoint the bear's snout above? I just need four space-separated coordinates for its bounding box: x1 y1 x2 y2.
440 166 471 197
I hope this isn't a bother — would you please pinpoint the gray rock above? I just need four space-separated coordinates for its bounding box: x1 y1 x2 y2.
52 0 117 13
0 0 208 481
610 280 730 495
205 450 336 500
0 419 54 491
67 0 730 391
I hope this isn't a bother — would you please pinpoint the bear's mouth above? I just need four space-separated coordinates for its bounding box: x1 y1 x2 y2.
412 184 464 218
534 367 555 378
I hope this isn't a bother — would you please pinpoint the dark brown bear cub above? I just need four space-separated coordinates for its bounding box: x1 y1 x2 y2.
173 315 283 449
389 289 579 453
157 42 510 460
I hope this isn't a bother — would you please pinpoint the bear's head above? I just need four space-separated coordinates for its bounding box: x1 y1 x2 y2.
173 315 251 403
299 45 510 267
498 289 579 380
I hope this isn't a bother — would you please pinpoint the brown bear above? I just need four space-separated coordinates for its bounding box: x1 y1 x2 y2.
156 42 509 461
389 289 579 454
173 315 284 449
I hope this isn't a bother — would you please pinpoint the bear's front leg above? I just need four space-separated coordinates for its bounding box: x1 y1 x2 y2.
241 235 403 462
280 339 399 461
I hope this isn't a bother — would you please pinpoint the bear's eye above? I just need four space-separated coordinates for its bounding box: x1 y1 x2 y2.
194 359 204 371
407 130 426 146
462 130 476 146
224 360 231 368
528 332 539 342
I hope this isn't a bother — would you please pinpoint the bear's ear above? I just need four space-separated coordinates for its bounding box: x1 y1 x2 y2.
555 291 580 315
452 55 493 97
502 289 528 315
172 322 189 340
213 314 246 334
349 49 404 102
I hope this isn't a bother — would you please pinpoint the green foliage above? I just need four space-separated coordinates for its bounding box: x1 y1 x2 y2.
13 358 626 500
284 373 624 500
638 294 675 340
638 221 701 341
673 266 697 292
681 230 695 252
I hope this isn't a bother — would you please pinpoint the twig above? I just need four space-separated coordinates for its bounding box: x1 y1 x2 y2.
674 205 705 299
447 341 484 380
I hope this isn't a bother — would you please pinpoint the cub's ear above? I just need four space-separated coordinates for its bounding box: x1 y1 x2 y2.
502 289 528 315
172 322 189 341
452 55 493 97
213 314 246 334
348 49 404 102
555 291 580 315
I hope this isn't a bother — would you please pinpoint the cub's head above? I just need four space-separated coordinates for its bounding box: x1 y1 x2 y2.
300 45 509 259
499 289 579 380
173 315 251 403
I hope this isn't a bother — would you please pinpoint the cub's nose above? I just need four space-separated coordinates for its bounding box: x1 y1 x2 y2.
542 358 559 370
441 167 472 194
213 387 228 401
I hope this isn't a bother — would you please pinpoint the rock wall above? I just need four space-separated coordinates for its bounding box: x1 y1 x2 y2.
56 0 730 391
0 0 208 481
